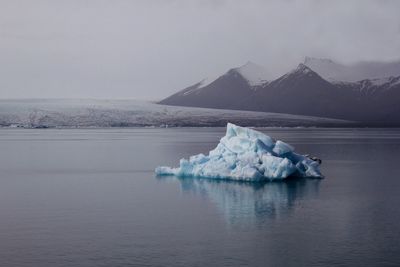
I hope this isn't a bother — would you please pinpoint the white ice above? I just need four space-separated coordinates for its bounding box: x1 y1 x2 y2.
155 123 323 181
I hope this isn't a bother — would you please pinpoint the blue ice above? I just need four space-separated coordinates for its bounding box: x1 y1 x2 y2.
155 123 323 181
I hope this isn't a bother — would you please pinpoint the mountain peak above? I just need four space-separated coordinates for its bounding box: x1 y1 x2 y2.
234 61 270 86
297 63 311 70
292 63 314 75
273 63 322 83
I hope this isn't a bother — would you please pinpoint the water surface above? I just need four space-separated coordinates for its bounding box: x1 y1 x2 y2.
0 128 400 267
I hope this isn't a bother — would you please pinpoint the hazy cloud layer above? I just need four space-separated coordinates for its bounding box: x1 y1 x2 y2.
1 0 399 100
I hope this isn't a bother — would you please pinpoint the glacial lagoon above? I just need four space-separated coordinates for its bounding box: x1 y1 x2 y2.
1 127 400 267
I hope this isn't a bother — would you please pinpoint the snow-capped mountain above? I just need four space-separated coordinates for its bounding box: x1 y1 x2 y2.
332 76 400 98
159 58 400 125
159 61 270 109
235 61 271 86
304 56 400 82
241 64 359 120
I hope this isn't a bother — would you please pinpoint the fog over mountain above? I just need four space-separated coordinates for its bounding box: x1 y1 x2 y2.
1 0 400 100
304 57 400 82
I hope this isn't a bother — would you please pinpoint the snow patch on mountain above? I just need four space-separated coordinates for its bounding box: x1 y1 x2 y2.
184 61 270 93
377 76 400 87
182 85 202 96
197 76 219 89
235 61 270 86
304 56 400 82
276 64 316 82
369 77 395 86
180 76 219 96
333 75 400 96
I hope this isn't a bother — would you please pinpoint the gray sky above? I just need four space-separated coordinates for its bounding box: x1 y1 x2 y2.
1 0 400 100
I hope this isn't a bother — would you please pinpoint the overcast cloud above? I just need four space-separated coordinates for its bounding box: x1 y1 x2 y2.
1 0 399 100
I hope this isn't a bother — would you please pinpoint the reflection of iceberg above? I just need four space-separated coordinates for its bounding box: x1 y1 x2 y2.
156 123 323 181
158 177 320 224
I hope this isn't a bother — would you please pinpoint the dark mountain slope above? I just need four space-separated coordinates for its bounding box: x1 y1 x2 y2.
159 68 253 110
159 61 400 125
242 64 361 120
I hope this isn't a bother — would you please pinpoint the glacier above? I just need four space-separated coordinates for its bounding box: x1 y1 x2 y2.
155 123 323 181
0 99 352 128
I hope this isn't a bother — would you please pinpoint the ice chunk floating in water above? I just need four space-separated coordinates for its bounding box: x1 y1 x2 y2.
155 123 323 181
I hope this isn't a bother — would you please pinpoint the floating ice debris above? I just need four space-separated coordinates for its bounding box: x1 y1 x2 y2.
155 123 323 181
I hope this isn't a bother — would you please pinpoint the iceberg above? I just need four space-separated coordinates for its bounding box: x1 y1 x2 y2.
155 123 323 181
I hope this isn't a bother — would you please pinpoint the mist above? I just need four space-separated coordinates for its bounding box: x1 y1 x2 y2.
1 0 399 100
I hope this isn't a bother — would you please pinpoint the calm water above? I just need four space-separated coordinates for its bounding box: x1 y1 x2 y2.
1 128 400 267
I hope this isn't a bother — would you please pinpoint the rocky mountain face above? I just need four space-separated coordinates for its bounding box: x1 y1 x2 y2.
159 58 400 125
159 67 253 110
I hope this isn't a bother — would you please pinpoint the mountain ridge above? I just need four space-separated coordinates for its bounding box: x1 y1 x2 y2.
159 58 400 125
